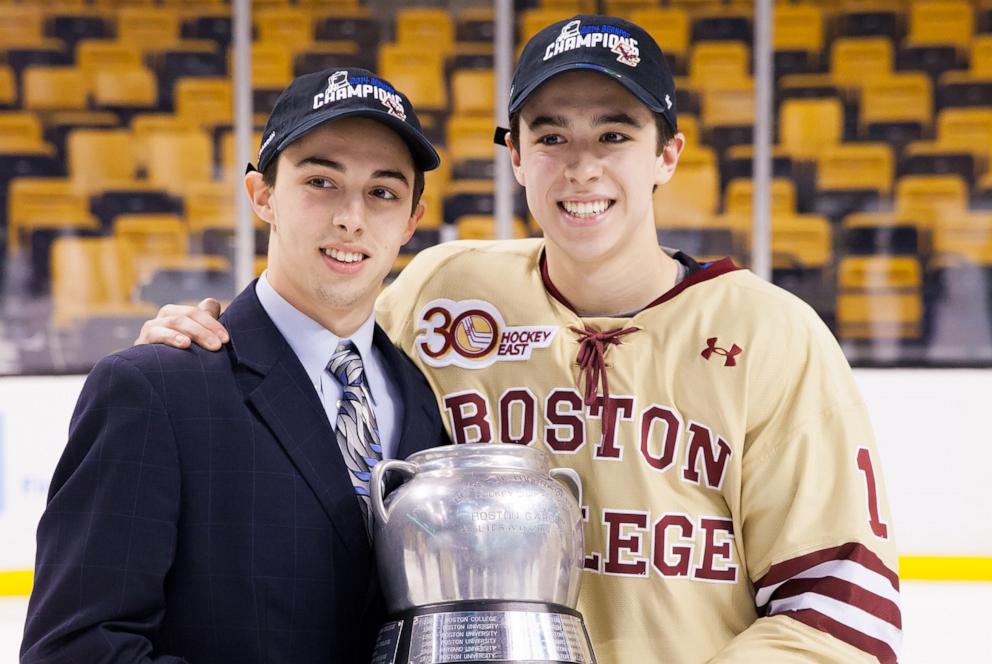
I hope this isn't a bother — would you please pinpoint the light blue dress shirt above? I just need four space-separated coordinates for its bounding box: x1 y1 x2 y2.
255 272 403 460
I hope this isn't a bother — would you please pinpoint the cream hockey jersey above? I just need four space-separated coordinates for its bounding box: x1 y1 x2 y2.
377 239 901 663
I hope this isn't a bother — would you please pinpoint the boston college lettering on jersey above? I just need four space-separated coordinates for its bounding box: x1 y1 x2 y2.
443 388 732 489
377 239 901 663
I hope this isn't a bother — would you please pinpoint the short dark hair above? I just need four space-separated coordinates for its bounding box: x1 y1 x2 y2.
508 111 676 155
260 153 426 215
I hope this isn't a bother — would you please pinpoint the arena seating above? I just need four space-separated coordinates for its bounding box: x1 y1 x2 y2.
2 0 992 368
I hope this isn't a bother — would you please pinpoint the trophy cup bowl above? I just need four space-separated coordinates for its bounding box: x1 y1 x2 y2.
369 443 596 664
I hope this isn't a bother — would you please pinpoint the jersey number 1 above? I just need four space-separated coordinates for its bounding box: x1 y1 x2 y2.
856 447 889 539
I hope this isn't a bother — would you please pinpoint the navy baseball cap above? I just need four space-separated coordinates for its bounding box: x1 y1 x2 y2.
252 67 440 173
495 15 677 145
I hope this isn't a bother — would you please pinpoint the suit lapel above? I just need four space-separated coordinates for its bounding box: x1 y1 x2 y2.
224 284 370 565
373 325 445 460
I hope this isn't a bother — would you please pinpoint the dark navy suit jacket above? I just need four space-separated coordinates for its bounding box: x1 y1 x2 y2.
21 283 447 663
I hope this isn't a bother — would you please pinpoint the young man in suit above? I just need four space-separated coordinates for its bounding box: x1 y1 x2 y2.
22 68 447 664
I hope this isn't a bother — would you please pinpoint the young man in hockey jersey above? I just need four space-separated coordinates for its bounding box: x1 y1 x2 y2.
136 15 901 663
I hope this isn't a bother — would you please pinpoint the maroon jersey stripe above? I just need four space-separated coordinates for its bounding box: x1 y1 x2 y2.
765 577 902 628
755 542 900 591
782 608 898 664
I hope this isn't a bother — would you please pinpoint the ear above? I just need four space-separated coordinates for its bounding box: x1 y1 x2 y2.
654 132 686 188
245 170 275 226
505 134 526 188
403 200 425 243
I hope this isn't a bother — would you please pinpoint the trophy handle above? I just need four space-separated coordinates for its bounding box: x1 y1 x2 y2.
550 467 583 510
371 459 417 526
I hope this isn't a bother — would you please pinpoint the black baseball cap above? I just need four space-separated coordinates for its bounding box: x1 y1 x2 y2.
495 15 678 145
252 67 440 173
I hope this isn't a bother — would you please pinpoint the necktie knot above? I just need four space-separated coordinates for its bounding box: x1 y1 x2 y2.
328 341 365 388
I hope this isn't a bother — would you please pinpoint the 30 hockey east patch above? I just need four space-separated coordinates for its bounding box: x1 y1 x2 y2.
415 299 557 369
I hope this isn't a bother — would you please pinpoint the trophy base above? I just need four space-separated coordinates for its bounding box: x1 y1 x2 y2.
371 599 597 664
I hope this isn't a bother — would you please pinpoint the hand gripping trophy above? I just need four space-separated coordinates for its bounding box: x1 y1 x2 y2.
370 443 597 664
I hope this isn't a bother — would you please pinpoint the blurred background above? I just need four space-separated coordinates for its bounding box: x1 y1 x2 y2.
0 0 989 661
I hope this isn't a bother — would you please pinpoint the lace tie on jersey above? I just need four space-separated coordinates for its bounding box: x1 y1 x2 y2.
570 325 638 435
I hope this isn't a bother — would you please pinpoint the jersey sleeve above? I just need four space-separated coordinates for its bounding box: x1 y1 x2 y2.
719 306 901 663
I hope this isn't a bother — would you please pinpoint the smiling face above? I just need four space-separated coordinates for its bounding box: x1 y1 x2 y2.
508 70 683 269
246 116 423 336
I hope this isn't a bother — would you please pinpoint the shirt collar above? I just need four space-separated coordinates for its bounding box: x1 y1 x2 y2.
255 272 377 393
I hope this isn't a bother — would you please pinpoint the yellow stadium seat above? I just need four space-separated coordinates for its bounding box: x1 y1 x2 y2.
859 73 933 135
117 8 180 51
220 129 263 182
0 112 46 152
76 40 143 87
677 114 700 145
970 34 992 77
249 43 294 89
0 7 43 47
455 215 528 241
452 69 494 117
725 178 797 215
689 41 750 90
653 146 719 227
520 9 577 43
629 8 690 63
67 129 138 194
184 182 237 233
831 37 893 89
701 79 753 128
935 107 992 158
772 213 832 269
778 97 843 160
446 115 495 165
254 8 314 49
906 0 973 52
774 4 824 65
418 187 444 230
378 42 447 75
817 142 894 195
7 178 99 254
837 256 923 339
606 0 661 19
423 145 449 223
51 236 152 329
23 66 88 111
894 174 969 230
114 214 188 261
131 114 200 166
0 65 16 106
396 8 454 52
932 211 992 264
379 66 447 114
146 129 214 194
92 67 158 110
175 77 232 129
378 44 447 112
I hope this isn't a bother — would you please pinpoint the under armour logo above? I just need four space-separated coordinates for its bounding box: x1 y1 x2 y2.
701 337 742 367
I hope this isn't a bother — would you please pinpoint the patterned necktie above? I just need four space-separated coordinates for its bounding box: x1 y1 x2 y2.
327 341 383 538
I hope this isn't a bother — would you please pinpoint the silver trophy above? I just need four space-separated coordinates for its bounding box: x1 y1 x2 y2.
370 443 596 664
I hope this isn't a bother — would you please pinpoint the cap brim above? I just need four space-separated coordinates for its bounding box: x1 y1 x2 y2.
508 61 672 120
273 107 440 171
